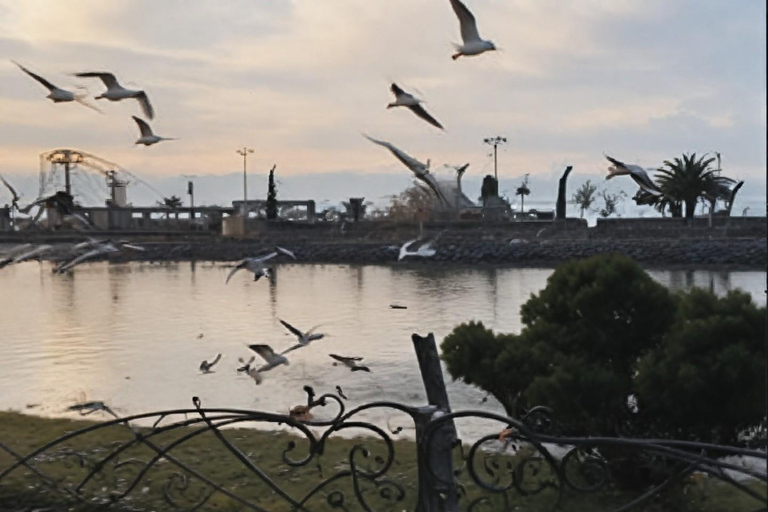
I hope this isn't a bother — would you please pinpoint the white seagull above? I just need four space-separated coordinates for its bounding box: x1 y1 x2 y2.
449 0 497 60
199 354 222 374
10 244 53 264
54 241 144 274
225 247 296 284
248 344 290 374
605 155 662 196
279 319 325 355
329 354 371 373
387 83 444 130
132 116 175 146
237 356 256 373
74 72 154 119
363 135 448 206
398 238 438 261
13 61 101 112
0 243 33 268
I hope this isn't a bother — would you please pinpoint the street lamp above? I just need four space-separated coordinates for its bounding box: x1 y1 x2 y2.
236 147 254 218
483 136 507 182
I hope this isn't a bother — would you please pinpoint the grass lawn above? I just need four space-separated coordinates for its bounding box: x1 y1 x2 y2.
0 411 764 511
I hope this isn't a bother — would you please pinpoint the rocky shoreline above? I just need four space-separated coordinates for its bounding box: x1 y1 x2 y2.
94 237 767 270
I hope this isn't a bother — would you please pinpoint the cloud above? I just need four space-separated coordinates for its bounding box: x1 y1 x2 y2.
0 0 763 204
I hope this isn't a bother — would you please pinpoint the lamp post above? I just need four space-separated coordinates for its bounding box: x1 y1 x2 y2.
236 147 254 219
483 136 507 182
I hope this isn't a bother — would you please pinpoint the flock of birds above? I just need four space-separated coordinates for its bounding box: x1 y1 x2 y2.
0 238 145 272
11 63 173 146
3 0 667 419
6 0 656 222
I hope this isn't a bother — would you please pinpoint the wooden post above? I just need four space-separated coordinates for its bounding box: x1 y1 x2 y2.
412 333 459 512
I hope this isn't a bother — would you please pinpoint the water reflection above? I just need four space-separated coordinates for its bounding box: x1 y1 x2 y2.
0 262 764 441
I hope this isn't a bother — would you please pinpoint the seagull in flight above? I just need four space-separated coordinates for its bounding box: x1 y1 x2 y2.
13 61 101 112
449 0 497 60
10 244 53 265
0 243 32 268
237 356 256 373
54 241 144 274
246 344 290 384
387 83 444 130
74 71 154 119
132 116 176 146
225 247 296 284
363 135 448 206
330 354 371 373
199 353 222 374
0 174 22 211
67 400 117 418
279 319 326 354
605 155 662 196
398 237 439 261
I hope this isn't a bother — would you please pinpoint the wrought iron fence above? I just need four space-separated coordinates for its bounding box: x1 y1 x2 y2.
1 334 765 511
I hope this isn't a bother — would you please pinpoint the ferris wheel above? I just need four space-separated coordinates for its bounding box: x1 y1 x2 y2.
38 148 165 206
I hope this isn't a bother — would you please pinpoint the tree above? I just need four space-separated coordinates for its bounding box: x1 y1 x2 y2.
635 289 766 444
387 183 436 221
598 189 626 218
442 254 766 451
656 153 733 220
443 254 676 435
515 174 530 213
158 195 183 220
266 165 277 220
571 180 598 218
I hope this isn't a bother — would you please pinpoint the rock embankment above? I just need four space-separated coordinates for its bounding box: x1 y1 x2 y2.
108 237 766 269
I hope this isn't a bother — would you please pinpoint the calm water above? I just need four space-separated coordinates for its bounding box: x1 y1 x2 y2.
0 261 764 441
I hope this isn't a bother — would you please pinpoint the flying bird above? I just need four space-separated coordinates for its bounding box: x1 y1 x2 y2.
13 61 101 112
605 155 662 196
398 238 438 261
225 247 296 284
199 354 222 374
10 244 53 264
132 116 175 146
237 356 256 373
387 83 444 130
449 0 497 60
0 243 32 268
67 400 117 418
329 354 371 373
279 319 325 354
363 135 448 206
74 72 154 119
53 241 143 274
248 344 290 375
0 174 22 210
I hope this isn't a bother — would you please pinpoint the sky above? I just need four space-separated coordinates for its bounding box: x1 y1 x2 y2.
0 0 765 211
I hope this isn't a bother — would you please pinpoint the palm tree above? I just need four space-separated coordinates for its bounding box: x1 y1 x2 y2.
655 153 734 220
515 174 531 214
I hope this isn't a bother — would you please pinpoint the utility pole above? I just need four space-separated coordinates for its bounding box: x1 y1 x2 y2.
236 147 254 219
483 136 507 182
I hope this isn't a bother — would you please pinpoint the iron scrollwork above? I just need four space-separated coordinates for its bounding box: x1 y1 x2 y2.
1 387 766 511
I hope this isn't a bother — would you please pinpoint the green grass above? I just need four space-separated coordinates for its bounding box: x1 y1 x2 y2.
0 412 764 511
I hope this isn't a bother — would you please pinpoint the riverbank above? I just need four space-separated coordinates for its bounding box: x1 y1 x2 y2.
0 411 763 512
91 237 768 270
1 234 766 270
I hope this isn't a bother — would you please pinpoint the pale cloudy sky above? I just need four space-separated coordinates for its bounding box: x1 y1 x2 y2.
0 0 765 203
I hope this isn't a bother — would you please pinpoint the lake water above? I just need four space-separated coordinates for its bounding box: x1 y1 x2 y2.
0 261 764 441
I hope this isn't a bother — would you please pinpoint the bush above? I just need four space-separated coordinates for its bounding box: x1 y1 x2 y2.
441 254 765 444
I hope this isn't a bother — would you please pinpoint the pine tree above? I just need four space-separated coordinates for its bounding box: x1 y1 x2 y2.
266 165 277 220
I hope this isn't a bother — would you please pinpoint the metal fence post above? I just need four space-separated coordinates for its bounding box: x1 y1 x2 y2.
412 333 459 512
